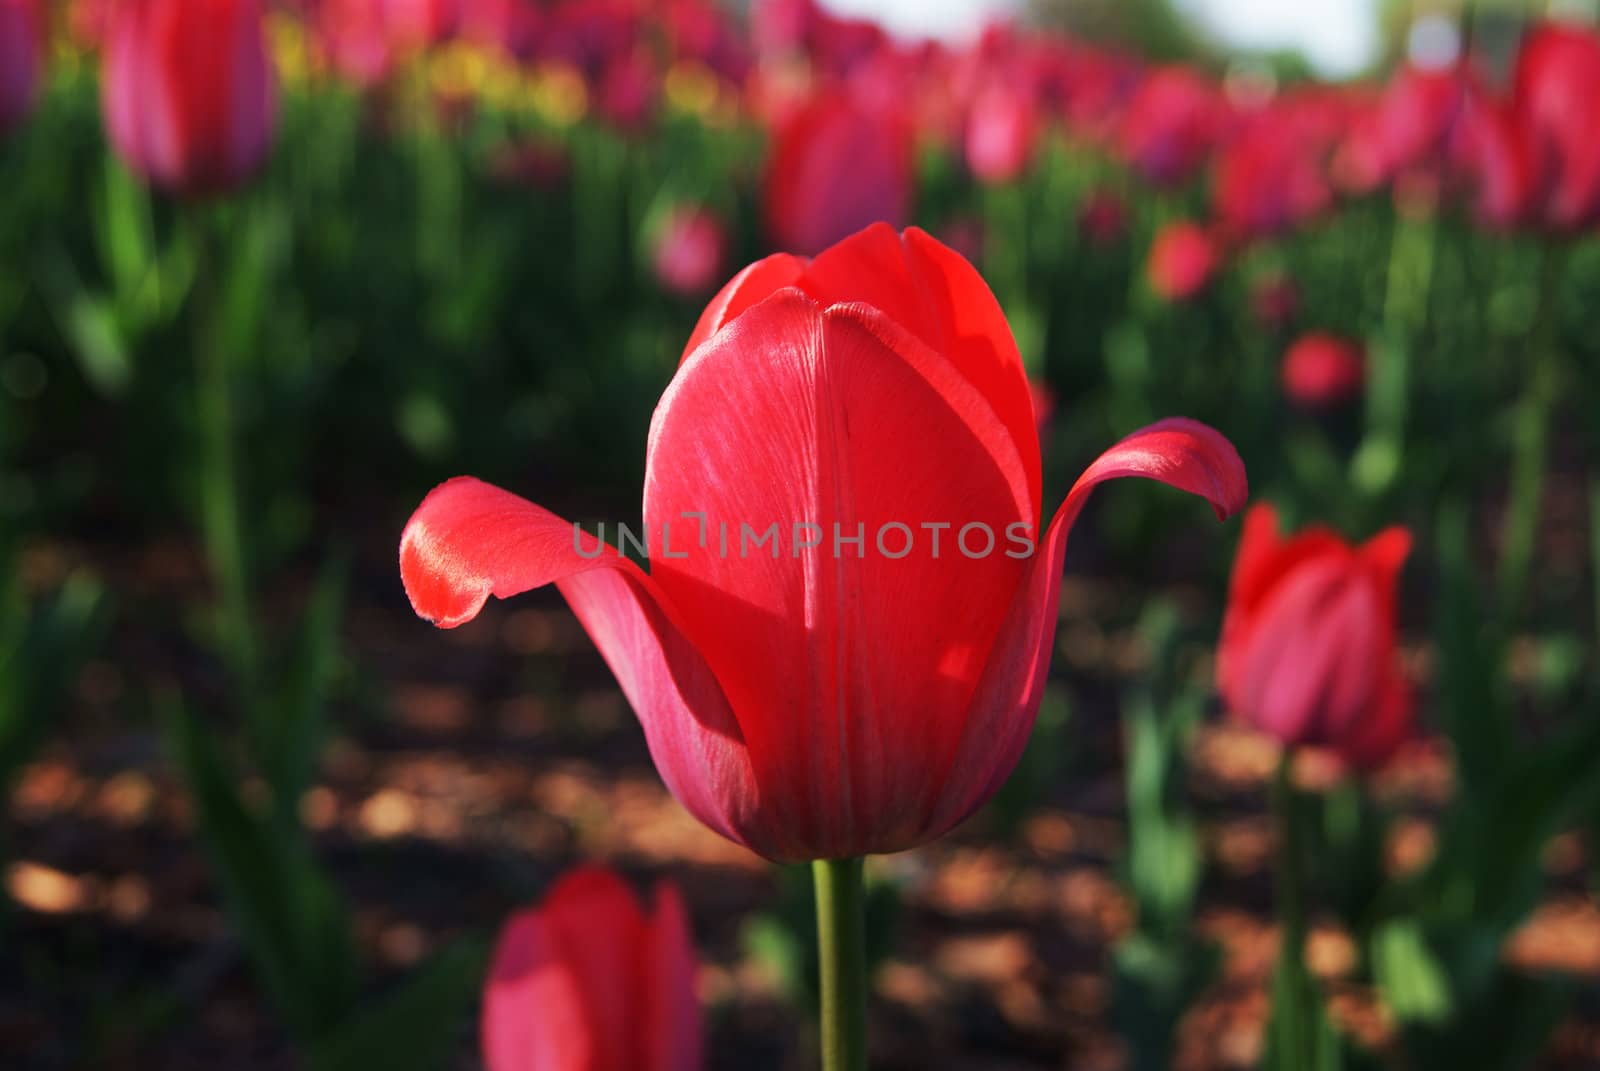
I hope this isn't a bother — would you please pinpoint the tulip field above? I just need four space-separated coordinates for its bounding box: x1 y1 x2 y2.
6 0 1600 1069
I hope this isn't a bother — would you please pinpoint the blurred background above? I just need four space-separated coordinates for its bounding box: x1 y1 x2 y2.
3 0 1600 1067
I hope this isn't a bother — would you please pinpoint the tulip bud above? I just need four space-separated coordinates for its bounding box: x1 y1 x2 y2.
102 0 279 196
1282 332 1364 408
1218 505 1413 770
653 207 729 298
1146 221 1218 302
482 867 702 1071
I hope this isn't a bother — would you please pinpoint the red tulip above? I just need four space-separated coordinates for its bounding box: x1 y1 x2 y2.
101 0 278 195
0 0 41 134
1511 22 1600 231
400 225 1246 861
482 867 702 1071
1282 333 1364 408
1212 111 1331 239
652 207 728 298
1146 221 1218 302
1218 505 1413 770
764 86 913 256
1447 89 1531 229
458 0 540 60
381 0 457 51
964 81 1037 184
1119 66 1223 186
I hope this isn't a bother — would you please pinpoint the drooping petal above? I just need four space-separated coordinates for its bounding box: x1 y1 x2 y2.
644 289 1034 858
642 882 703 1071
399 478 767 853
925 417 1248 834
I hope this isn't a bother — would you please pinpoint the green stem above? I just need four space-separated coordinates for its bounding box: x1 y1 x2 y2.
813 857 868 1071
190 211 259 707
1498 245 1567 618
1270 755 1313 1069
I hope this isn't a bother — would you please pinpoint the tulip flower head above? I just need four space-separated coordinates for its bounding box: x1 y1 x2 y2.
1120 66 1223 186
483 867 702 1071
1146 221 1219 302
400 224 1246 861
764 87 913 256
0 0 42 134
102 0 279 195
1282 332 1365 408
964 81 1037 184
1510 22 1600 232
1218 506 1413 770
653 207 729 298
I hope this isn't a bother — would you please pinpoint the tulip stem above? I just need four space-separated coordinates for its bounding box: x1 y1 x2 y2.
1267 754 1319 1069
813 857 868 1071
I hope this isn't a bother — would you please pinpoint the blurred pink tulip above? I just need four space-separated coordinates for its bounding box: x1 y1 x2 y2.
1511 22 1600 231
965 81 1037 184
1282 332 1365 408
102 0 278 195
653 207 729 298
1219 505 1413 770
1120 66 1223 186
765 86 913 255
483 867 702 1071
1146 221 1218 302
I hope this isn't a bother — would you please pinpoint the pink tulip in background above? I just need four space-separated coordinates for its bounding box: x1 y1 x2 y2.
482 867 702 1071
1146 221 1218 302
1218 505 1413 770
101 0 278 195
1282 332 1365 408
653 207 729 298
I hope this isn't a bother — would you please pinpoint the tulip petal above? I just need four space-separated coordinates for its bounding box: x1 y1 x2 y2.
645 289 1035 857
681 252 807 361
644 882 703 1071
399 477 765 852
481 909 597 1071
927 417 1247 833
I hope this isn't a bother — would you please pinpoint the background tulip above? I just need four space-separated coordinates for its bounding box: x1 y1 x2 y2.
964 81 1037 184
0 0 41 134
1119 66 1223 187
1281 332 1365 408
482 867 702 1071
1510 22 1600 231
652 207 729 298
1146 221 1218 302
1217 505 1412 769
400 224 1246 861
764 88 913 256
101 0 278 195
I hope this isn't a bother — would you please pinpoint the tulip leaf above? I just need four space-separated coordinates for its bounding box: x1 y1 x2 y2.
310 939 488 1071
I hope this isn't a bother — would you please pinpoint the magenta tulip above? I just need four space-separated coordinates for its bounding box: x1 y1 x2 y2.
483 867 701 1071
101 0 278 195
1218 505 1413 769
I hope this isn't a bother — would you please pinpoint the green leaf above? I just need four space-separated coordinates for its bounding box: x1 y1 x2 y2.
1372 920 1451 1025
310 939 488 1071
162 695 360 1039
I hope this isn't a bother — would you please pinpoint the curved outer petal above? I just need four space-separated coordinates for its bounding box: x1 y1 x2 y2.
644 289 1035 859
643 882 703 1071
681 251 807 360
923 417 1248 836
399 477 768 854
